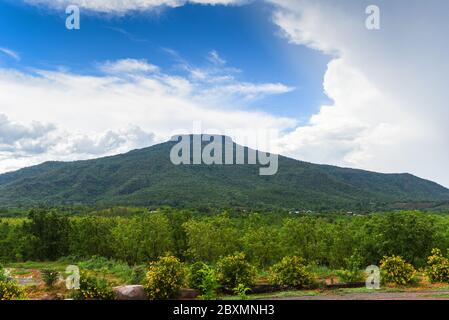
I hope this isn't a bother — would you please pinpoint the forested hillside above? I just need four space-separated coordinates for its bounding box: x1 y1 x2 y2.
0 136 448 210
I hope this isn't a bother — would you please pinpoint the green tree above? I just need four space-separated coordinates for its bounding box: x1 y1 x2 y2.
69 216 117 258
112 213 174 264
183 214 240 263
23 210 70 260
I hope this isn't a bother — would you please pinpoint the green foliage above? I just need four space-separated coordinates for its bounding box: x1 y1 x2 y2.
41 269 60 288
233 284 251 300
144 255 187 300
72 271 115 300
216 253 256 289
359 212 439 266
184 214 239 263
197 265 220 300
188 262 207 289
0 279 24 300
241 215 283 268
0 265 6 282
380 255 416 285
188 262 220 300
112 213 174 264
0 220 30 262
0 267 24 300
23 210 70 260
69 216 116 259
1 209 449 278
336 253 365 283
279 217 331 266
1 138 448 210
269 256 314 288
426 248 449 283
77 256 144 284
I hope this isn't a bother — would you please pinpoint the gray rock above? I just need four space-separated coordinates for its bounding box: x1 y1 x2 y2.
113 285 148 300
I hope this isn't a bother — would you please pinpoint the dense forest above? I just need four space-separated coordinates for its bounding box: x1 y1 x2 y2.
1 208 448 269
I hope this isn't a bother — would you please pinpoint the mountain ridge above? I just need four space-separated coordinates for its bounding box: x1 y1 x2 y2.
0 136 448 210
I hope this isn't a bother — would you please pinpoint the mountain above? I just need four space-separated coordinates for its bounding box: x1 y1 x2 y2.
0 135 448 210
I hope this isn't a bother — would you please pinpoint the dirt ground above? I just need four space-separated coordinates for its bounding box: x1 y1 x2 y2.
272 290 449 300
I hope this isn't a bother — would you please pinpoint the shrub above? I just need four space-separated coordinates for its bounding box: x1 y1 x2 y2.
188 262 219 300
216 253 256 289
78 256 144 284
72 271 115 300
130 265 147 285
144 255 187 300
0 280 24 300
380 255 416 285
426 248 449 283
41 269 60 289
336 253 365 283
0 266 7 282
188 261 207 289
269 256 314 288
198 265 220 300
233 284 251 300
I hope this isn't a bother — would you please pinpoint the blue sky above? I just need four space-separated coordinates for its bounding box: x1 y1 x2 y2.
0 0 330 120
1 0 449 187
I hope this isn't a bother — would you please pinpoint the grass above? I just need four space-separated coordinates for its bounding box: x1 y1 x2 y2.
5 259 449 300
7 261 68 272
221 290 319 300
426 293 449 298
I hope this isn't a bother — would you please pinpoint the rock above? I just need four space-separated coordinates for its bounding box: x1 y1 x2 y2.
113 285 148 300
41 293 64 300
178 288 200 300
41 293 52 300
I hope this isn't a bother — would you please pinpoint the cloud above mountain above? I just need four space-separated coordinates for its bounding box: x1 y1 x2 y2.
268 0 449 186
0 55 295 173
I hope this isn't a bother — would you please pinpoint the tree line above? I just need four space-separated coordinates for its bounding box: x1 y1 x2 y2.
1 209 448 269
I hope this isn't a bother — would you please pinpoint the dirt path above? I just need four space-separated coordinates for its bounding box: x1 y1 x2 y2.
272 291 449 300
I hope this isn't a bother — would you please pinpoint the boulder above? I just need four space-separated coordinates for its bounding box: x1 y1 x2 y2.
113 285 148 300
178 288 200 300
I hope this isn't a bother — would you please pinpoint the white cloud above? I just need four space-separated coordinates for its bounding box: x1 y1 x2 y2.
23 0 248 13
0 114 54 145
100 59 159 74
207 50 226 66
207 82 294 101
268 0 449 187
0 48 20 61
165 50 294 103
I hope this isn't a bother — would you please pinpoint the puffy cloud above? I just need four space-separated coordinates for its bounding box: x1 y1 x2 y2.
268 0 449 187
0 111 156 172
0 114 54 145
63 127 155 156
